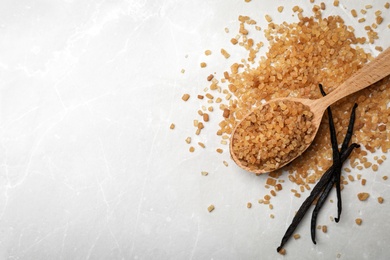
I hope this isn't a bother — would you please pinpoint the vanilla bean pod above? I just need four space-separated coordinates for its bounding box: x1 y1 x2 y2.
277 144 358 252
310 177 334 244
311 85 358 243
277 85 359 252
319 84 343 223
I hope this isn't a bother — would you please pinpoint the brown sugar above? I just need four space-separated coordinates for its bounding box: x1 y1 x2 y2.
215 12 389 187
231 100 315 172
358 192 370 201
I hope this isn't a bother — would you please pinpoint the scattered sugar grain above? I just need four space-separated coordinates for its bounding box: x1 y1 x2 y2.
200 62 207 68
205 93 214 100
358 192 369 201
378 197 384 204
278 248 286 255
322 225 328 233
207 205 215 212
201 171 208 176
293 234 301 240
277 6 284 13
247 202 252 208
221 48 230 59
222 108 230 118
363 162 372 168
182 94 190 101
266 178 277 186
170 123 175 130
376 16 384 25
375 46 384 52
292 6 300 12
355 218 362 225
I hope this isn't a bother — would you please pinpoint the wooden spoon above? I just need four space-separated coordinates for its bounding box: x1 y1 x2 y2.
230 47 390 174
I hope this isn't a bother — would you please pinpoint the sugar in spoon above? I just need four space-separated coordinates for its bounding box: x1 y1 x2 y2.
230 47 390 174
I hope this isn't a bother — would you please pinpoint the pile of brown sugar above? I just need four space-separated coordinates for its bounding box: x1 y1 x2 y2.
176 3 389 215
215 7 389 198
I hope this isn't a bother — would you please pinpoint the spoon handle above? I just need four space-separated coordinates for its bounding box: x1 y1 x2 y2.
320 47 390 108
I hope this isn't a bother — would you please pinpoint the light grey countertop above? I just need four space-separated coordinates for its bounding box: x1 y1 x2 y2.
0 0 389 259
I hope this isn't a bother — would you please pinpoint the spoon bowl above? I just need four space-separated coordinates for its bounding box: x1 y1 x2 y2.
230 47 390 174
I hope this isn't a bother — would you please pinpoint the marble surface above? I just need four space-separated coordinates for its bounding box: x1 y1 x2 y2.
0 0 389 259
